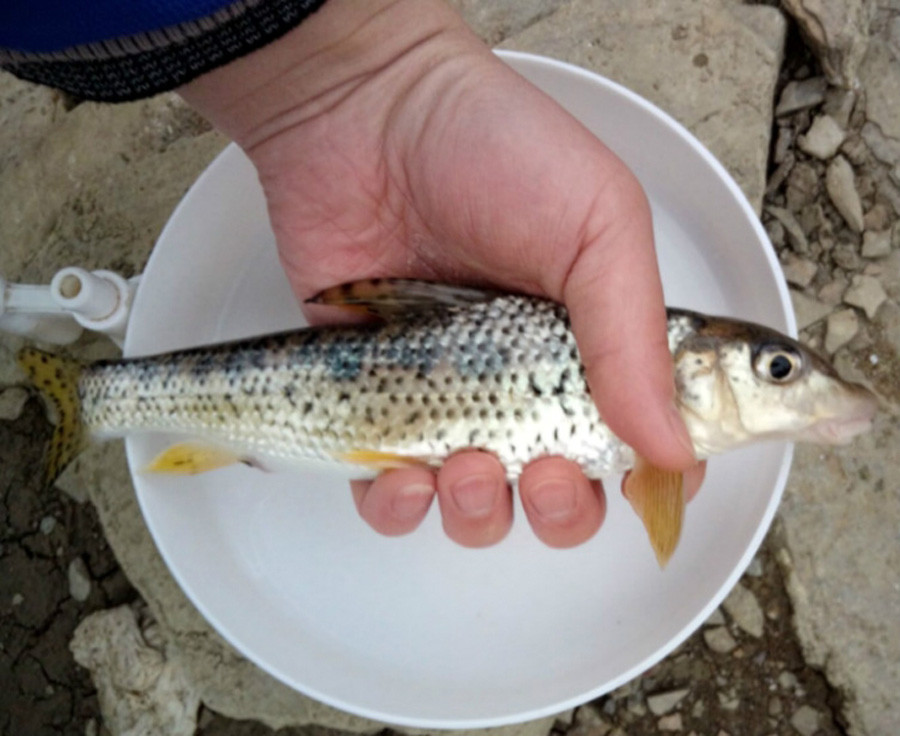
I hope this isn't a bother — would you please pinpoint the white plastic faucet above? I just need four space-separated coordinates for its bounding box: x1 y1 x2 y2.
0 268 138 347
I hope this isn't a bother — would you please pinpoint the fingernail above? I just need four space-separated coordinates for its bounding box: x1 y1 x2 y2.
450 474 500 517
530 479 578 520
390 483 433 519
668 403 697 461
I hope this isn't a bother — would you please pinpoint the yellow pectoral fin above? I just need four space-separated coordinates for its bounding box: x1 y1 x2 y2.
623 456 685 569
145 443 244 475
337 449 426 471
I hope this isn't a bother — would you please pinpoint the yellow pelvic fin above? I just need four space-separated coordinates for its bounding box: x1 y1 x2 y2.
306 279 500 319
145 443 243 475
17 348 86 485
623 456 685 569
337 449 426 471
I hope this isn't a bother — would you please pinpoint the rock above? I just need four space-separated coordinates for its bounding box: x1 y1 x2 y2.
658 713 683 731
0 386 29 421
843 274 888 318
500 0 786 211
722 583 765 638
703 627 737 654
817 276 848 305
775 77 827 116
778 671 799 691
70 604 201 736
626 693 647 717
745 556 764 578
766 206 809 253
858 35 900 167
67 557 92 603
572 704 611 735
716 690 740 712
785 162 821 212
790 704 821 736
797 114 846 159
781 0 873 87
862 120 900 170
841 133 870 166
765 219 786 249
773 126 795 164
646 689 689 716
862 230 892 258
831 242 861 271
39 516 57 535
768 696 783 717
796 202 824 236
826 156 865 232
825 309 859 353
766 154 796 199
864 202 892 232
705 608 726 626
822 87 856 129
781 254 818 288
791 290 832 329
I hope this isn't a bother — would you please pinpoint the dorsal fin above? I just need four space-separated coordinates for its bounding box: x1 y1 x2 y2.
306 279 501 318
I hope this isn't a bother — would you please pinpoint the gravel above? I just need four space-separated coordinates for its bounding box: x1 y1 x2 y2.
825 156 865 232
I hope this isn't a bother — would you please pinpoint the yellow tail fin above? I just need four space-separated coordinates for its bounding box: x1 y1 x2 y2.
17 347 86 484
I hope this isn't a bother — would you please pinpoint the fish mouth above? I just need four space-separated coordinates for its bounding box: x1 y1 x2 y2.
805 388 879 445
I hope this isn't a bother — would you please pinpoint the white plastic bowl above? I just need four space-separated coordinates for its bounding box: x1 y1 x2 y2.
125 51 793 728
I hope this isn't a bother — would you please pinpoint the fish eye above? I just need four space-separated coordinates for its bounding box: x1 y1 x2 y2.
754 346 802 383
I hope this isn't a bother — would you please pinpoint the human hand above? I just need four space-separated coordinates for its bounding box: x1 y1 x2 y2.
179 0 702 548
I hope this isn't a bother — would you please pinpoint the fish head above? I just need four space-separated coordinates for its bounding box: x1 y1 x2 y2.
671 311 878 457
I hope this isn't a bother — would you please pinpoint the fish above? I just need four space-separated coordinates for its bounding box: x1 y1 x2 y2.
17 279 878 566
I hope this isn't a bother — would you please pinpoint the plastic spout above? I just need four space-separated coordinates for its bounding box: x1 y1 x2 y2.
0 276 83 344
0 268 139 347
50 268 137 348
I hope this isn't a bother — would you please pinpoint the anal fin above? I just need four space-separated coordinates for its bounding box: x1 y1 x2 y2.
145 443 245 475
337 449 426 471
623 456 685 568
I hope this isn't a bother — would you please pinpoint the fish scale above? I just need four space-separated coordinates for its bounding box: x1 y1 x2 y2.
77 295 628 477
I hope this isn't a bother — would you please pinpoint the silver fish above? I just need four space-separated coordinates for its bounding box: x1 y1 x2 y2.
19 279 877 564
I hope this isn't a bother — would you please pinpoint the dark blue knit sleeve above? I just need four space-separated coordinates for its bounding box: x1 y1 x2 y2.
0 0 328 102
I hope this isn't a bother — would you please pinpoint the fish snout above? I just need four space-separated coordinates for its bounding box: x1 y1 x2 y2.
811 383 879 445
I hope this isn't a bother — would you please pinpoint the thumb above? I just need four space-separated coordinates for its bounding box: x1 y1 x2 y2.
562 176 696 471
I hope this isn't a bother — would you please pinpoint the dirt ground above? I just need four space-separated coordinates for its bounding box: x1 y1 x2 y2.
0 10 890 736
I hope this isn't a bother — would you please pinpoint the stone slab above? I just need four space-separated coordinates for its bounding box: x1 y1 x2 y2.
498 0 786 212
779 418 900 736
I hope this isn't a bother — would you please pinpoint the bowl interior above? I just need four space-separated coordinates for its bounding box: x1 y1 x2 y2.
125 51 792 728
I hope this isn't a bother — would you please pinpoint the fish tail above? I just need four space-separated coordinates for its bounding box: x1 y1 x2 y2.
17 347 87 484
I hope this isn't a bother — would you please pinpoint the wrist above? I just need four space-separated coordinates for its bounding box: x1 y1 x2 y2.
178 0 476 151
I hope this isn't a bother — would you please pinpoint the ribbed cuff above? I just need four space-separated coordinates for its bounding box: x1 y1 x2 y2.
0 0 328 102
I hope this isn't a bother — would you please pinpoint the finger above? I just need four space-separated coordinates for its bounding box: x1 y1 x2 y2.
562 165 695 472
350 467 436 536
436 451 512 548
519 457 606 548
